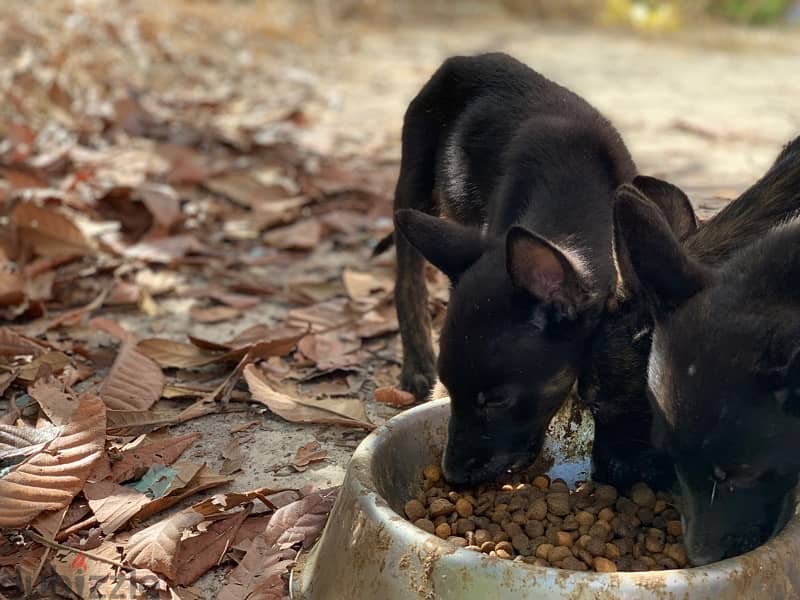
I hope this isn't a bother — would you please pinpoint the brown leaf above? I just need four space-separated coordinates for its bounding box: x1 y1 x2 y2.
111 432 200 483
84 479 150 534
189 305 240 323
10 203 93 258
287 298 352 332
139 183 182 229
342 269 393 302
0 394 106 527
126 509 205 580
15 351 72 384
0 327 44 356
121 234 206 264
50 541 123 599
100 340 164 411
297 331 361 370
263 219 321 250
173 506 251 586
28 377 78 424
133 466 233 522
221 438 244 476
137 338 218 368
0 268 25 307
374 386 416 408
106 409 183 436
263 488 338 550
244 365 374 430
292 441 327 469
216 536 293 600
205 171 288 208
210 291 262 309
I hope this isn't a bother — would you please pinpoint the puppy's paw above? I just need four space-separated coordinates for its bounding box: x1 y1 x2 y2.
399 364 437 401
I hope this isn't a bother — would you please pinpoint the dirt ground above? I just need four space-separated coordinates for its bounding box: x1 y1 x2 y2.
2 1 800 597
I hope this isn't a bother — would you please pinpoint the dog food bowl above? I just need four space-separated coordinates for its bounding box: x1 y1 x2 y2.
290 398 800 599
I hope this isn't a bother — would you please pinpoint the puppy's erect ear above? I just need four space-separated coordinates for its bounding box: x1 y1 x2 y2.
614 184 712 316
632 175 698 240
506 226 589 318
394 209 484 281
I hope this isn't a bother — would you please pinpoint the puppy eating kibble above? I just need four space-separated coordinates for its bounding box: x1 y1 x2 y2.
390 53 696 486
614 161 800 565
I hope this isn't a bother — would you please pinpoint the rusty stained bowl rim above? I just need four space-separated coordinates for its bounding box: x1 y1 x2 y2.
291 399 800 600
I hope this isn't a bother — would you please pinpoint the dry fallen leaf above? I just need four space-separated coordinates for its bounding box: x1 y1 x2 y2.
99 340 165 411
221 438 245 476
84 478 150 534
374 386 416 408
292 441 327 470
189 305 241 323
111 432 201 483
263 488 338 550
216 536 293 600
11 202 93 258
0 327 44 356
133 466 233 522
28 377 78 424
50 541 124 599
263 219 321 250
126 509 205 580
244 365 374 430
0 394 106 527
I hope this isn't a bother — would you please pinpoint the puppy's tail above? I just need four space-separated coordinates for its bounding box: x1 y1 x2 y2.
685 136 800 265
371 231 394 257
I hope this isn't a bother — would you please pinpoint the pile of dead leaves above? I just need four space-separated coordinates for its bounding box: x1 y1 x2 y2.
0 1 451 598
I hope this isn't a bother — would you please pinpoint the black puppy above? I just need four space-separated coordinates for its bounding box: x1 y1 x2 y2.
614 141 800 565
581 138 800 490
392 52 645 485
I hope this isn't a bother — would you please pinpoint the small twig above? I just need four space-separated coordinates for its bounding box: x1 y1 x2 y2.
25 531 131 571
54 515 100 542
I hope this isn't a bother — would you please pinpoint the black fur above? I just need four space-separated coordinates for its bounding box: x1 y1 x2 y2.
614 147 800 565
581 137 800 490
392 53 637 484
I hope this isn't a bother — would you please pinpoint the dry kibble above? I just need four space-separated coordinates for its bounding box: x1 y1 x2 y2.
666 520 683 536
429 498 455 518
631 483 657 508
455 498 474 518
598 507 615 522
532 475 550 490
548 545 572 563
414 518 435 534
435 523 451 539
406 467 691 572
423 464 442 483
405 499 427 521
594 557 617 572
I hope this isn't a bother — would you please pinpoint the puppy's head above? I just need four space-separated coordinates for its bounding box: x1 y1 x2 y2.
615 189 800 566
395 210 602 485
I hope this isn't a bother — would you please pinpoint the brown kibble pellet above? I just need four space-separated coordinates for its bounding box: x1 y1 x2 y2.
455 518 475 535
423 464 442 483
604 542 622 560
653 499 667 514
666 520 683 536
448 536 468 547
535 543 554 560
574 546 594 566
435 522 451 538
561 556 588 571
527 499 548 521
576 511 595 527
594 557 617 572
548 545 572 563
598 507 615 522
495 540 514 554
631 483 657 508
480 541 496 554
532 475 550 490
555 531 573 547
492 531 510 543
530 557 551 568
455 498 474 518
547 492 571 516
474 529 491 546
586 536 606 557
595 485 618 505
524 520 544 538
496 548 512 560
465 545 481 552
588 520 613 541
405 499 427 521
414 518 435 534
429 498 455 518
665 543 688 568
550 479 569 493
512 533 531 553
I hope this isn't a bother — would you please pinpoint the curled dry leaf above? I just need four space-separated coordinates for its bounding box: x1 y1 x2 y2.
172 506 251 586
0 394 106 527
263 218 321 250
0 268 25 307
133 465 233 522
342 269 393 302
10 202 93 258
111 432 200 483
15 351 72 385
189 305 240 323
216 536 293 600
263 487 338 550
243 364 374 430
84 478 150 534
99 340 164 411
0 327 44 356
292 441 327 469
373 386 416 408
221 438 244 476
126 509 205 580
0 422 61 466
106 409 183 436
28 377 77 425
50 540 124 600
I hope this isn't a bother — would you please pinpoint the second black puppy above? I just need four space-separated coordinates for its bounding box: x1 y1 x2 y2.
393 53 637 485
